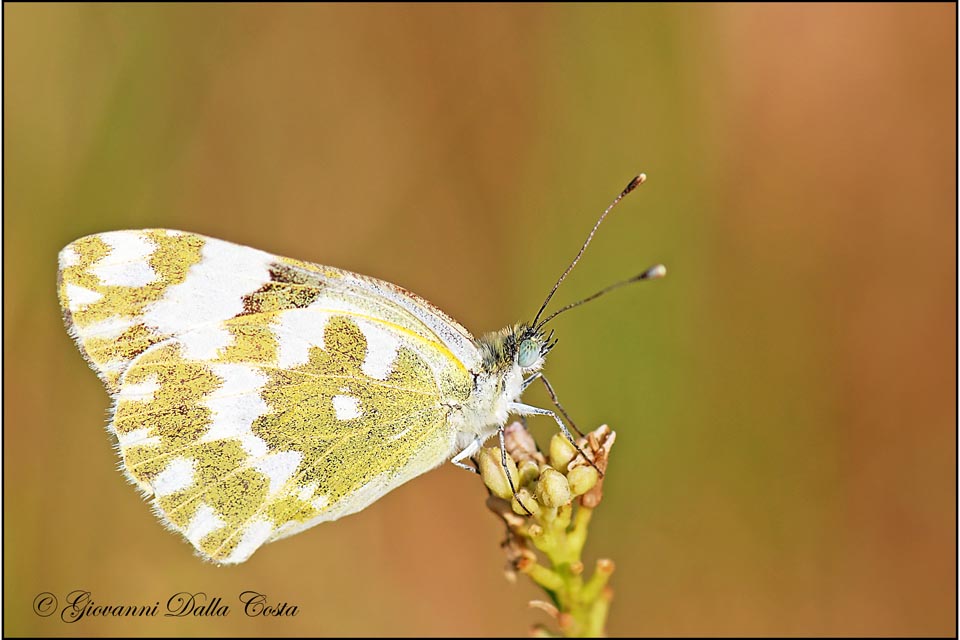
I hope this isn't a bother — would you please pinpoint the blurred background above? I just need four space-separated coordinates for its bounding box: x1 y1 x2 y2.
4 3 955 636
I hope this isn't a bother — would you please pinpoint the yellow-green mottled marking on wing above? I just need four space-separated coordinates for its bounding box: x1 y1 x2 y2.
58 230 206 390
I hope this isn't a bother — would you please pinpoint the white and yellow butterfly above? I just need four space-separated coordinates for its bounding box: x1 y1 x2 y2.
57 175 662 564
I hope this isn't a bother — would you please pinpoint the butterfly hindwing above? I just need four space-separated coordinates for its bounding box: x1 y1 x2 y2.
58 229 478 563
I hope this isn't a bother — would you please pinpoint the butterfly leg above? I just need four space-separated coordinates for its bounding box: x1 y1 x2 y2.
498 424 534 515
453 431 534 515
520 372 542 392
520 374 583 437
509 402 602 476
451 436 484 473
536 374 585 438
517 376 537 427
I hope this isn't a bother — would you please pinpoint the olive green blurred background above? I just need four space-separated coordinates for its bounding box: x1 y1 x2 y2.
5 3 955 637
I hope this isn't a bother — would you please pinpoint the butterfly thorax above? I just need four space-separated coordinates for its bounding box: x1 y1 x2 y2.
450 323 555 446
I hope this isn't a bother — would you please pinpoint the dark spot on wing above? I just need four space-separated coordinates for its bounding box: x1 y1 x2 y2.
238 261 326 317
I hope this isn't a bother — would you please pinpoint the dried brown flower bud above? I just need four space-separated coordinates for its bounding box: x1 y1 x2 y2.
503 421 546 466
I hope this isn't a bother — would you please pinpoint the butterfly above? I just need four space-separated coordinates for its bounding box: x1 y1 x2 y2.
57 174 663 564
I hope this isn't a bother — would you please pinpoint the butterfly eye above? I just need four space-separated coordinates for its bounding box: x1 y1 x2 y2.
517 339 540 369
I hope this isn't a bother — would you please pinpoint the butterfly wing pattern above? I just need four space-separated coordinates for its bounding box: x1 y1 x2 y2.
58 229 480 564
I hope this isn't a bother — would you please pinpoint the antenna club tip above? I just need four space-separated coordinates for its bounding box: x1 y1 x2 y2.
623 173 647 195
644 264 667 279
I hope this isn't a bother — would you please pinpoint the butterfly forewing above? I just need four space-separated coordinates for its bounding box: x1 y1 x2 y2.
58 229 478 563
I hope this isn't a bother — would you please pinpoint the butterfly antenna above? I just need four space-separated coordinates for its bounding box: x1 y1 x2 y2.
537 264 667 327
531 174 647 329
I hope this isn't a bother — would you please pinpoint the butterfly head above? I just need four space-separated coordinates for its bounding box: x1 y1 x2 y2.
478 323 556 375
475 174 663 405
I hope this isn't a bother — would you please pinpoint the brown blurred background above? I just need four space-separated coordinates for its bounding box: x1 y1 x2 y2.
4 3 955 637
